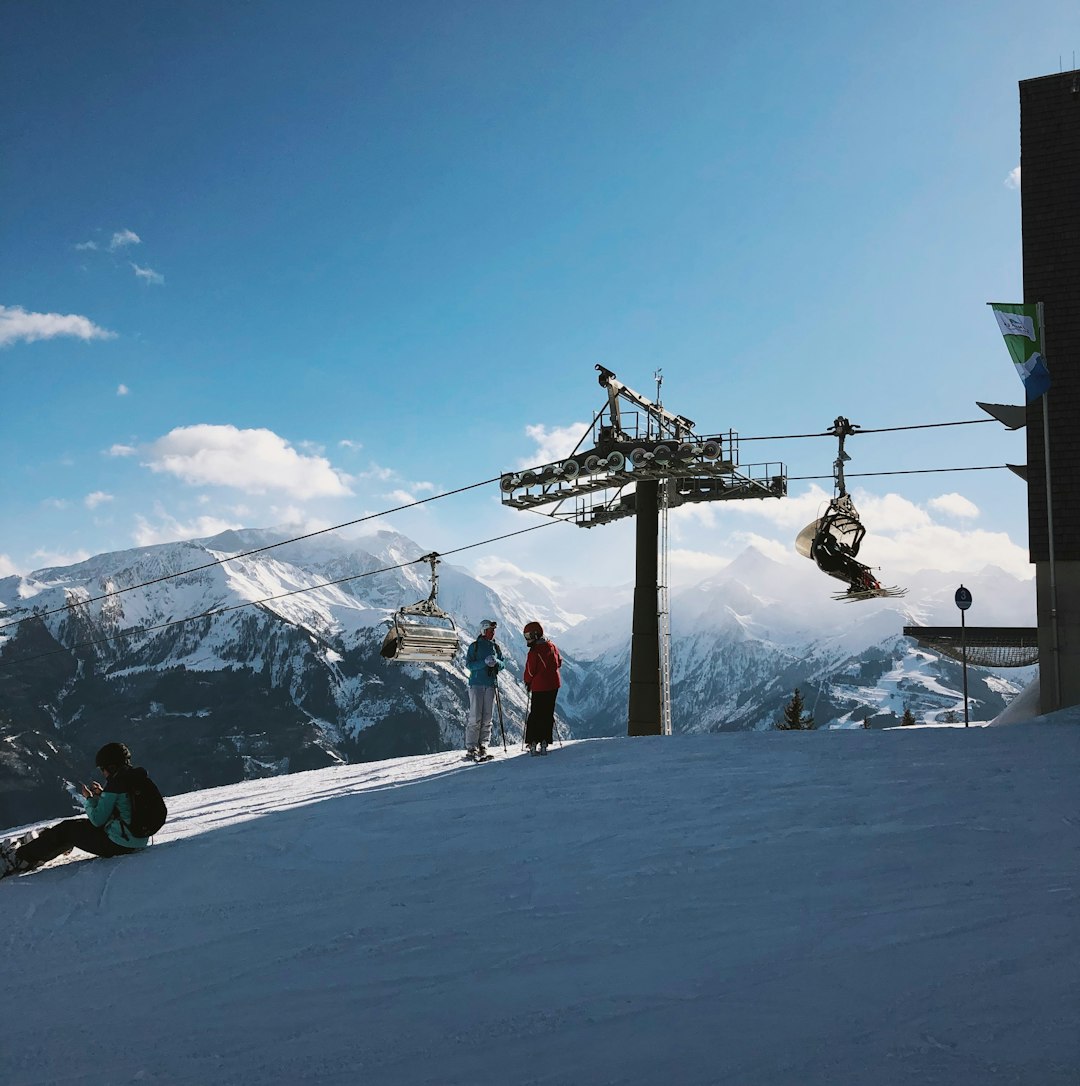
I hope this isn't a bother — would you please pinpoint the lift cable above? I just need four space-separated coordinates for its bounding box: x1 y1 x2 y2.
0 476 501 634
0 455 1014 667
0 521 561 669
0 416 1008 634
738 417 996 441
788 464 1010 482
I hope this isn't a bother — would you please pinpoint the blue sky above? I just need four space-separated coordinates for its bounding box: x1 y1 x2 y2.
2 0 1076 600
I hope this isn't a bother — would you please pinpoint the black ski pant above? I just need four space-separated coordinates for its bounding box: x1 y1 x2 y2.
17 818 137 868
524 688 559 745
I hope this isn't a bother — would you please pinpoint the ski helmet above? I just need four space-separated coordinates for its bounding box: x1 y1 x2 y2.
523 621 544 643
480 619 497 633
95 742 132 771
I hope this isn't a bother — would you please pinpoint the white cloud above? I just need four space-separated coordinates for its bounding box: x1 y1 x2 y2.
928 493 980 519
84 491 114 509
388 489 422 505
668 548 732 584
859 524 1031 580
132 505 330 547
74 240 98 252
520 422 590 468
1005 166 1021 190
849 491 933 533
471 556 561 592
658 484 1030 582
110 229 141 250
267 505 309 527
339 439 363 451
0 304 116 348
30 548 92 570
131 263 164 285
133 511 244 548
0 553 19 577
672 484 835 533
107 444 137 457
358 463 395 481
144 424 354 499
42 498 68 509
117 384 130 396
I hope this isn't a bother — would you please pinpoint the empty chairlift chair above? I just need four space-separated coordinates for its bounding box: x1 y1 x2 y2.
380 552 461 663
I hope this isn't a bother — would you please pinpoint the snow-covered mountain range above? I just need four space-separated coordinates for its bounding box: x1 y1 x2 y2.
0 527 1035 822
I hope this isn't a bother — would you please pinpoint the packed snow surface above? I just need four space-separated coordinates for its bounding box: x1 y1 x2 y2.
2 718 1077 1085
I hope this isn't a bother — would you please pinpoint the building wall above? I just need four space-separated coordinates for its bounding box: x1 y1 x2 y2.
1020 70 1080 711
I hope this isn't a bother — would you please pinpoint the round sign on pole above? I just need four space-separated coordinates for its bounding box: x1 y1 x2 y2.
955 585 973 611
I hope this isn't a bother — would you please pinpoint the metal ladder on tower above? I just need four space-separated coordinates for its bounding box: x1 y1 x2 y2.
654 370 673 736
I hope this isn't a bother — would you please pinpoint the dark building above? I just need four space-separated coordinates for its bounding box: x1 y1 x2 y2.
1019 69 1080 712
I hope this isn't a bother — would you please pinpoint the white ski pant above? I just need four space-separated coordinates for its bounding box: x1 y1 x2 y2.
466 686 495 750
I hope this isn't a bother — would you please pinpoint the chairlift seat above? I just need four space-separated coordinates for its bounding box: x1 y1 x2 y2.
380 551 461 664
382 599 460 663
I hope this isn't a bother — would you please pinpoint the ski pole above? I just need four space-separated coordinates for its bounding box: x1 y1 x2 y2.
493 680 508 751
522 690 531 750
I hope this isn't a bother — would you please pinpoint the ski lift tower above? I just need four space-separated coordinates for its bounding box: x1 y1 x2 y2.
500 366 787 737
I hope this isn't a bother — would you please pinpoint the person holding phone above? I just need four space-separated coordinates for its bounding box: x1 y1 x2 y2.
0 742 150 878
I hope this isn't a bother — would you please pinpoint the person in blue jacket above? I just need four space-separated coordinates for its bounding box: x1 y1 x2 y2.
0 742 149 878
464 619 506 759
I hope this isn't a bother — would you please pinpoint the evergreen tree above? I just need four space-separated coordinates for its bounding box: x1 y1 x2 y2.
776 687 815 730
901 706 916 727
941 710 959 724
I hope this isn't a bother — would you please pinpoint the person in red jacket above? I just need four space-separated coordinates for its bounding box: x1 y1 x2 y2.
522 621 562 756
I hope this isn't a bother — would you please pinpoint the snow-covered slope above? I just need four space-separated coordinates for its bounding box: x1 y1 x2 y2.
2 715 1076 1086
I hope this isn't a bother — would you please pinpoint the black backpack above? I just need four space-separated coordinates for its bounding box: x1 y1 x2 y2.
111 766 168 839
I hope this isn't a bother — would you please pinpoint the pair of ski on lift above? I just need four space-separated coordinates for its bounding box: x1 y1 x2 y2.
796 416 905 602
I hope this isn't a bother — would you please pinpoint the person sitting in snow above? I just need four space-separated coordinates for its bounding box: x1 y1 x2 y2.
522 621 562 756
0 742 151 878
464 620 506 760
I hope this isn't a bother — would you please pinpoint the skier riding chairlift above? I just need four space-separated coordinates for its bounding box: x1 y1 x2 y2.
795 494 884 596
796 416 905 601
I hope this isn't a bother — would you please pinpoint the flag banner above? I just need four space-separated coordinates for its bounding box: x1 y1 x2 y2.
988 302 1050 403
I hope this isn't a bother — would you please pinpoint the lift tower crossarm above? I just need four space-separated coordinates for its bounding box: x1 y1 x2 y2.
596 364 695 439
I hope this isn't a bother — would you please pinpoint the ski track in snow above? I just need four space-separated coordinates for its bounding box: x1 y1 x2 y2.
1 723 1078 1085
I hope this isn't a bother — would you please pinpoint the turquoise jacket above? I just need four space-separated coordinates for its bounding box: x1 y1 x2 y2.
466 636 506 687
81 786 149 850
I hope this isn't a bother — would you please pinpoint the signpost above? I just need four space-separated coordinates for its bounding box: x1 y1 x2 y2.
955 585 973 727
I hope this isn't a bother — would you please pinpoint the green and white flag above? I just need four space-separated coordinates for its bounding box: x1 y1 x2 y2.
988 302 1050 403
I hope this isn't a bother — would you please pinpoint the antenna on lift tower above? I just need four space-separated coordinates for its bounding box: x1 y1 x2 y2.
499 365 787 738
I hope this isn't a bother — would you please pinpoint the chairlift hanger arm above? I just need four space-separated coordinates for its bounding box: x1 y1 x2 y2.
829 415 859 497
399 552 449 617
418 551 440 601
